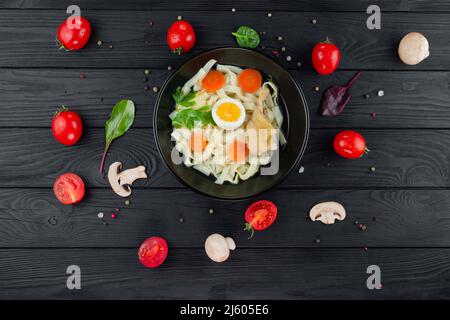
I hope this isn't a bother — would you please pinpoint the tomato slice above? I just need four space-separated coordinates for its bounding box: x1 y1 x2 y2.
244 200 278 238
138 236 168 268
53 173 85 205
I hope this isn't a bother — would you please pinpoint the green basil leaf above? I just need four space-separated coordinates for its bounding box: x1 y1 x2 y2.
171 105 214 129
173 87 197 108
99 99 135 173
232 26 260 49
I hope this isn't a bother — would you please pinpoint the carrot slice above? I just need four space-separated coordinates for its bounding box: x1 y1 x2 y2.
228 140 249 163
238 69 262 93
190 132 207 152
201 70 226 92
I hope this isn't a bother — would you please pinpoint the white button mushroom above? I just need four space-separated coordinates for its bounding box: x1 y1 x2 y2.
398 32 430 65
309 201 346 225
108 162 147 197
204 234 236 263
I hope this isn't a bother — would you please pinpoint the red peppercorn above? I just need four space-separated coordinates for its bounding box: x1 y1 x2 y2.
111 213 117 219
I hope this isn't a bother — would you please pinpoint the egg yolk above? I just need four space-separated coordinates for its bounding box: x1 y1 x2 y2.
216 102 241 122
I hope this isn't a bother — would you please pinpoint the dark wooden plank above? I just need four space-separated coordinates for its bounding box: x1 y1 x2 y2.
0 10 448 69
1 248 449 299
3 0 450 12
1 69 448 128
1 128 450 188
1 188 450 248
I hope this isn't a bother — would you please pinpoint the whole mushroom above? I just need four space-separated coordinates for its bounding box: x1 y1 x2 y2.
398 32 429 65
204 233 236 263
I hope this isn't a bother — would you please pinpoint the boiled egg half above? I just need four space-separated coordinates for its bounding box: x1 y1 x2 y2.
212 98 246 130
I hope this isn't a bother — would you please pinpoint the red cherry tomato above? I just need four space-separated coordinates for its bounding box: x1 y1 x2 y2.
333 130 368 159
312 39 341 75
56 16 91 51
53 173 85 205
138 236 168 268
244 200 278 238
52 107 83 146
167 20 196 54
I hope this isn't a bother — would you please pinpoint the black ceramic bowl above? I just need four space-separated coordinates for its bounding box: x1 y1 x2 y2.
154 47 309 200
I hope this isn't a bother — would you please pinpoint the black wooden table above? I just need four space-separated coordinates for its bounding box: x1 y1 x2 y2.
1 0 450 299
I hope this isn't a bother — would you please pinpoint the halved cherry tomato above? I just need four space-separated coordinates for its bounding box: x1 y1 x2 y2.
244 200 278 238
138 236 168 268
312 39 341 75
238 69 262 93
52 107 83 146
333 130 368 159
167 20 196 54
190 132 208 152
53 173 85 205
56 16 91 51
202 70 226 92
228 140 249 163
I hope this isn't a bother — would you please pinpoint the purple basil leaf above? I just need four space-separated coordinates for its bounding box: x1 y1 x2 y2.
320 71 361 117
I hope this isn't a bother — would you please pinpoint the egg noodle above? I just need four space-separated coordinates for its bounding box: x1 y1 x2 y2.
170 59 286 184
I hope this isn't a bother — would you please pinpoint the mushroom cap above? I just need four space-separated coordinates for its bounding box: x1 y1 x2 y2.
398 32 429 65
108 162 131 197
309 201 346 225
204 233 235 263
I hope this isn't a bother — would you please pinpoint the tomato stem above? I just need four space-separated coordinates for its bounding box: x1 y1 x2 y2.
173 47 183 55
244 223 255 239
364 147 370 155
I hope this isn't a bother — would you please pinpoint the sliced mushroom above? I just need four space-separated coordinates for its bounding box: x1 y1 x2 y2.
309 201 346 225
204 233 236 263
398 32 429 65
108 162 147 197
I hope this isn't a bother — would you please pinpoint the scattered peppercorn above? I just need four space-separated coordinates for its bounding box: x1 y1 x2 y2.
231 8 236 12
167 65 172 71
272 50 279 57
143 77 148 82
97 212 104 219
144 85 150 91
378 90 384 97
111 213 117 219
370 166 376 172
209 208 214 214
149 21 154 27
314 86 320 92
315 238 321 244
354 220 359 225
364 93 371 99
177 15 183 21
115 208 120 211
364 246 368 251
281 46 286 52
371 112 377 118
79 73 86 79
108 44 113 49
152 86 159 93
286 55 292 61
125 200 130 206
277 36 283 41
311 18 317 24
179 217 184 223
298 166 305 174
97 40 103 46
297 62 302 67
267 12 272 17
144 69 150 75
358 223 368 231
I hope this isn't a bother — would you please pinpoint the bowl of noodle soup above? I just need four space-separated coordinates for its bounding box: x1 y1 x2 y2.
154 47 309 199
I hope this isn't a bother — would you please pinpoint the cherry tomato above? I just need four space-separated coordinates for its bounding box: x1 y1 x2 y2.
244 200 278 238
52 107 83 146
53 173 85 205
167 20 196 54
56 16 91 51
333 130 368 159
138 236 168 268
312 39 341 75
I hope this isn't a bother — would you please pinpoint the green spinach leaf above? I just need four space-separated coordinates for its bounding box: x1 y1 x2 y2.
232 26 260 49
99 99 135 174
173 87 196 108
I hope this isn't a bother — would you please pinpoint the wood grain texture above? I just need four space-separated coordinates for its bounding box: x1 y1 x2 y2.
2 0 450 12
1 188 450 248
1 248 450 299
0 10 448 69
1 128 450 188
1 69 448 128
